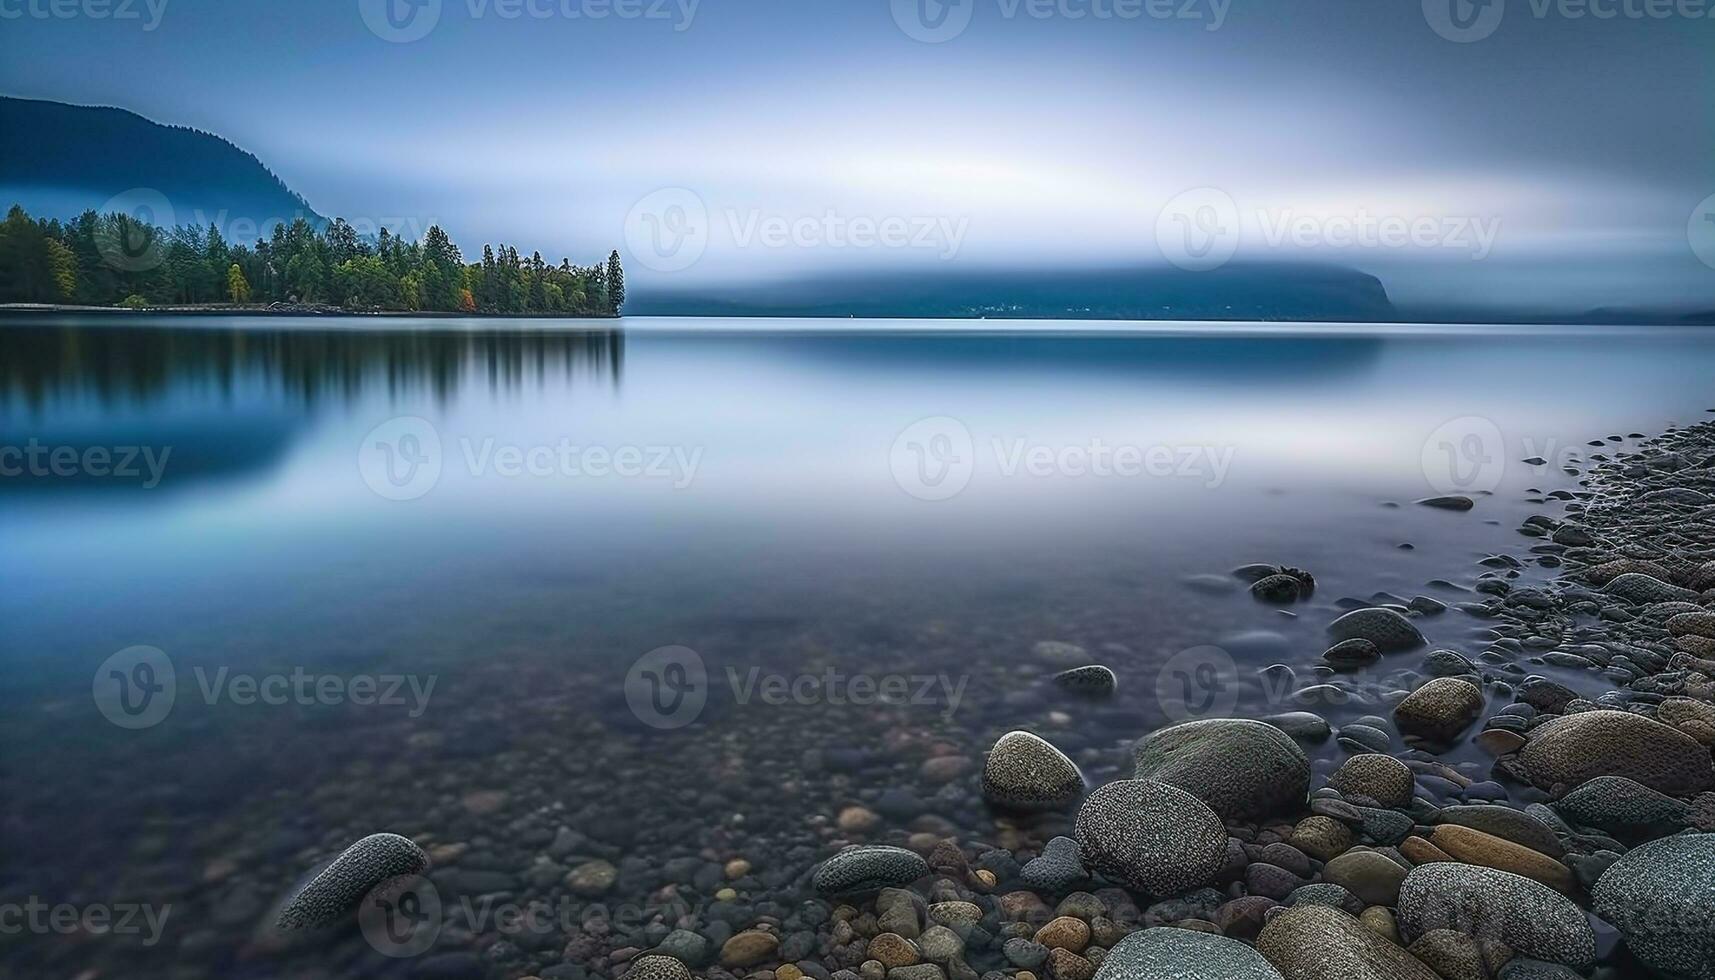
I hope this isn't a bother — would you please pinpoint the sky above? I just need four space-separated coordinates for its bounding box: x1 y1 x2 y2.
3 0 1713 311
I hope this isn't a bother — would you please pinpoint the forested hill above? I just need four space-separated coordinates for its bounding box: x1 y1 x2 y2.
0 96 323 228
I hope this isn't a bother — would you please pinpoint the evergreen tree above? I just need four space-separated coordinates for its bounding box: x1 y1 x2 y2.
605 250 624 315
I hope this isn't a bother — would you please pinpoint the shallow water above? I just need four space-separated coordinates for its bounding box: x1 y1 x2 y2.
2 315 1713 976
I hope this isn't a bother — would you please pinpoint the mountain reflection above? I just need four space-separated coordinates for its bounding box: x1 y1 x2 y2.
0 317 624 412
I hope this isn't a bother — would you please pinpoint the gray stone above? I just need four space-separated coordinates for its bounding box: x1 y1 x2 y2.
276 832 430 930
1053 666 1117 697
1396 864 1595 970
1554 775 1691 844
1094 927 1283 980
1518 709 1714 796
627 955 694 980
1074 779 1227 897
814 846 930 897
1592 833 1715 980
983 731 1085 811
1327 608 1427 652
1020 836 1087 894
1132 719 1310 821
1394 677 1485 743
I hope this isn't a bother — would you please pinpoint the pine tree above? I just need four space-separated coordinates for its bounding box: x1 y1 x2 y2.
605 250 624 315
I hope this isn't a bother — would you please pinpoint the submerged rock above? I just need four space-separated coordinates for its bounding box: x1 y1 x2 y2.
1053 665 1117 697
275 832 429 930
1394 677 1485 743
1327 608 1426 652
814 846 930 896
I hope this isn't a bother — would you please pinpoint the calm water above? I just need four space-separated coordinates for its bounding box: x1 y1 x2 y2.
2 315 1713 977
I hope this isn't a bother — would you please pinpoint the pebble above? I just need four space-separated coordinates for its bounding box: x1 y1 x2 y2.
274 832 429 930
814 847 930 897
982 731 1085 811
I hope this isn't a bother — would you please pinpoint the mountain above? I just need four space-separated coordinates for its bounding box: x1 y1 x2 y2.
627 263 1399 321
0 96 323 231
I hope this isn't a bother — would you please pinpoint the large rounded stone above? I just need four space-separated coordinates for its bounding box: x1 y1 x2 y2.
1426 824 1575 894
276 832 429 930
1328 754 1415 808
1074 779 1227 897
1094 927 1283 980
1592 833 1715 980
813 846 930 896
1553 774 1691 844
1394 678 1485 743
1603 573 1699 605
1433 805 1565 858
1256 904 1441 980
1132 719 1310 821
1322 849 1408 907
1326 608 1426 652
1518 709 1714 796
983 731 1086 811
1396 864 1595 970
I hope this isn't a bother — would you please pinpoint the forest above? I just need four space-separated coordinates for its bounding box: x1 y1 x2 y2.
0 204 624 316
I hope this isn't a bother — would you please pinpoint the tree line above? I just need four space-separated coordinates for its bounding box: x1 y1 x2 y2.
0 204 625 316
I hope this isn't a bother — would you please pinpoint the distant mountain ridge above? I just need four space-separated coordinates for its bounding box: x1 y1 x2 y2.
628 264 1400 322
0 96 323 231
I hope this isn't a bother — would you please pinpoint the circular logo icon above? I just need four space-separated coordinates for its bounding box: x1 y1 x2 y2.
1155 645 1238 722
95 189 175 273
1421 415 1505 495
1423 0 1504 42
93 645 176 729
358 416 443 501
890 416 976 501
624 188 710 274
1156 187 1241 272
359 0 442 42
359 874 442 957
891 0 975 42
625 645 709 729
1689 193 1715 271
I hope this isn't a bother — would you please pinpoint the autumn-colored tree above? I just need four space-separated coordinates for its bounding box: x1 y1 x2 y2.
227 263 252 303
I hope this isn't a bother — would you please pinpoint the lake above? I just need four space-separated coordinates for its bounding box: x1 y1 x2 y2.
2 315 1712 977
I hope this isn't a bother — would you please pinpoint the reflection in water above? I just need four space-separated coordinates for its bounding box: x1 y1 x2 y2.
0 317 624 412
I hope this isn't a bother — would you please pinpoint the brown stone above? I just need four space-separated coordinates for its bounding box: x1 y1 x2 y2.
1428 825 1575 895
721 932 781 969
1033 917 1091 953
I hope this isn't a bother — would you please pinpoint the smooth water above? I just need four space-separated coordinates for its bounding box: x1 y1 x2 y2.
2 315 1713 977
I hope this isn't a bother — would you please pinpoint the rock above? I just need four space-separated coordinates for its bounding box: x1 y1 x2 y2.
1073 779 1227 897
1396 864 1595 970
1322 850 1409 907
1327 607 1427 652
888 966 945 980
1426 825 1575 894
1394 678 1485 743
1328 754 1415 808
877 888 924 938
1419 495 1475 511
1285 883 1363 916
983 731 1085 811
1518 709 1714 796
275 832 430 930
1252 573 1309 603
628 955 694 980
1603 573 1700 605
1020 836 1087 894
1045 949 1093 980
1592 833 1715 980
1407 930 1511 980
1033 917 1090 953
814 847 930 897
1261 712 1330 743
1433 805 1565 858
1359 906 1398 943
1132 719 1309 821
1353 806 1413 845
654 930 713 967
1256 905 1441 980
1498 958 1585 979
1287 816 1353 862
721 932 781 969
1668 612 1715 639
1476 729 1527 756
928 902 982 929
1322 638 1382 670
1053 666 1117 697
1004 938 1049 969
1553 775 1691 844
838 806 881 834
567 860 618 896
871 934 923 968
1093 927 1284 980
